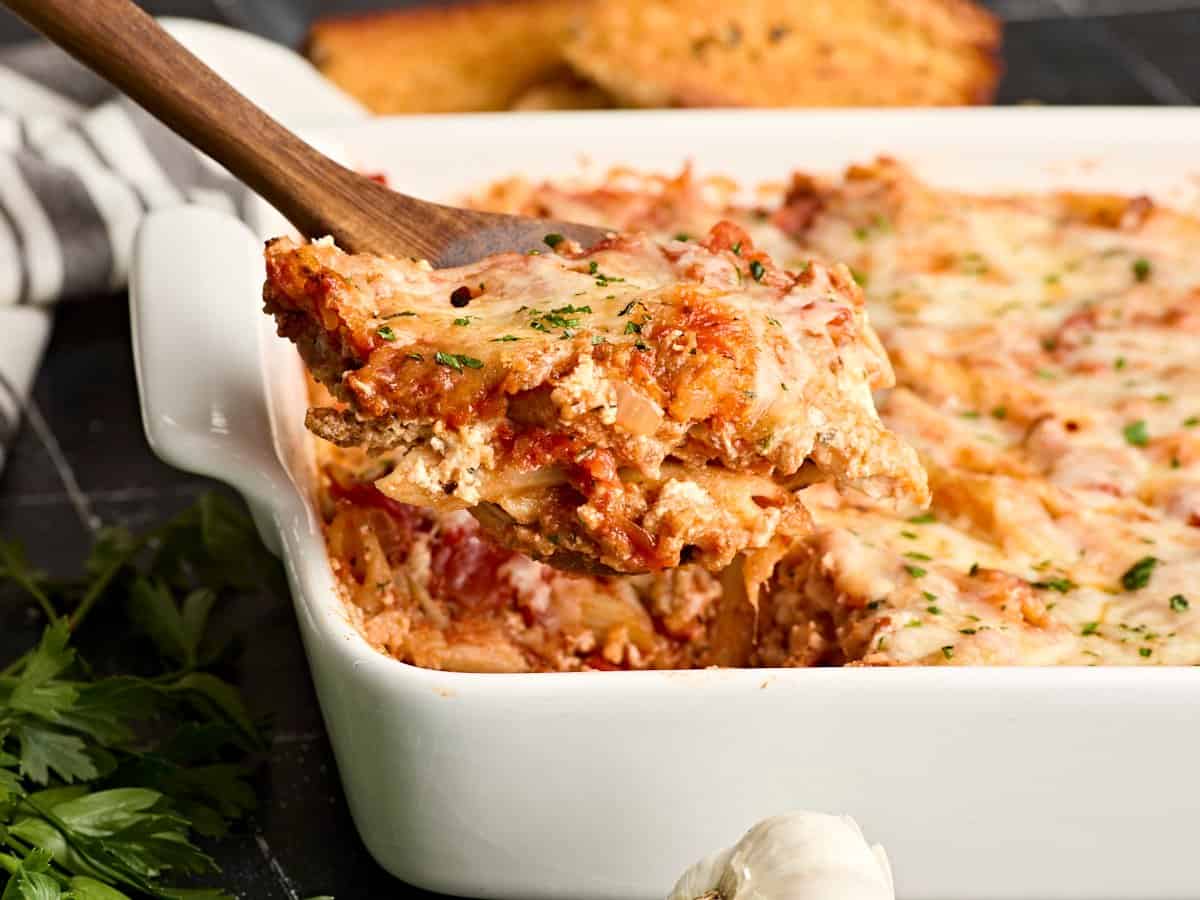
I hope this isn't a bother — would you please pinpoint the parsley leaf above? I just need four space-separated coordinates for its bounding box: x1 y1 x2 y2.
1120 556 1158 591
1122 420 1150 447
1032 577 1076 593
434 351 483 373
1 495 276 898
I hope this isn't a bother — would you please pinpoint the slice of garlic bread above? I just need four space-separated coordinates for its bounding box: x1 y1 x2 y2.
306 0 585 114
564 0 1001 108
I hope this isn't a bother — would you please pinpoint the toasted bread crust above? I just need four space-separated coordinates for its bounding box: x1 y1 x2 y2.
306 0 586 113
563 0 1002 108
507 66 616 110
305 0 999 112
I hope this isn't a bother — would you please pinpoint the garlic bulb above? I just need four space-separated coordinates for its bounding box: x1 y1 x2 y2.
667 812 894 900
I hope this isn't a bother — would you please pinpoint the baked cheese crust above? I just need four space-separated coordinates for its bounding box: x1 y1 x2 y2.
757 159 1200 666
309 158 1200 670
265 224 926 575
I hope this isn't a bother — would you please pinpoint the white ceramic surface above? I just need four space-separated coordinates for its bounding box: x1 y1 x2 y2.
160 18 367 127
133 109 1200 900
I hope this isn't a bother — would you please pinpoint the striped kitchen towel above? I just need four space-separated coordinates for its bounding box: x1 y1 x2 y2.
0 40 249 475
0 42 248 308
0 26 365 475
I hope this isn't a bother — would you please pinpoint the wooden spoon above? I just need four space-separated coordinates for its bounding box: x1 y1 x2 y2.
4 0 609 266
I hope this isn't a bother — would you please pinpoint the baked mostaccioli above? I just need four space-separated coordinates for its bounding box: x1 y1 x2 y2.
264 222 926 575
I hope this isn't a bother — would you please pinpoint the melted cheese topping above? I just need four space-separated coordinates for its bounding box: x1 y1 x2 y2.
475 159 1200 666
266 224 925 574
758 160 1200 665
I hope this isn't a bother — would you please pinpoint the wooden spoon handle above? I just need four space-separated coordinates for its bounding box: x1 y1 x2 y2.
3 0 438 257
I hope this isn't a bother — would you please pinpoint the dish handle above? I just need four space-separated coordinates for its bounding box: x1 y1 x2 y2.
130 206 287 553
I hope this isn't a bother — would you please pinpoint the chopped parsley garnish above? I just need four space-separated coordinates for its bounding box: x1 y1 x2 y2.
922 591 938 602
592 335 608 345
1132 258 1152 282
453 316 474 327
1154 393 1172 404
749 260 765 281
909 512 937 524
624 321 642 335
1036 368 1057 380
435 351 483 373
904 564 927 579
588 260 599 275
543 232 564 248
383 310 418 318
904 552 932 561
617 300 639 317
959 628 978 635
732 241 743 256
960 410 980 420
1170 594 1189 612
969 562 980 576
1184 416 1199 428
405 352 424 362
491 334 521 342
1081 621 1100 636
674 232 691 242
991 406 1008 420
634 340 650 351
1139 647 1153 658
941 645 955 660
850 268 868 287
529 320 549 332
1032 577 1076 593
927 605 942 615
0 494 275 899
1120 556 1158 591
766 316 781 328
1114 356 1126 371
541 313 580 328
900 530 918 540
377 325 397 341
1123 420 1150 447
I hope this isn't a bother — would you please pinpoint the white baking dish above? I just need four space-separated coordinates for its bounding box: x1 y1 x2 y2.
130 109 1200 900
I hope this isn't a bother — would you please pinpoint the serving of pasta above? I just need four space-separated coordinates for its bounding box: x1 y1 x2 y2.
311 157 1200 672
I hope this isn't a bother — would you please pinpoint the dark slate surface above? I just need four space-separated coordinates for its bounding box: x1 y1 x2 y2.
0 1 1196 897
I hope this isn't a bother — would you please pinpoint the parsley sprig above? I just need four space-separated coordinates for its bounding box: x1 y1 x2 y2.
0 494 282 899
